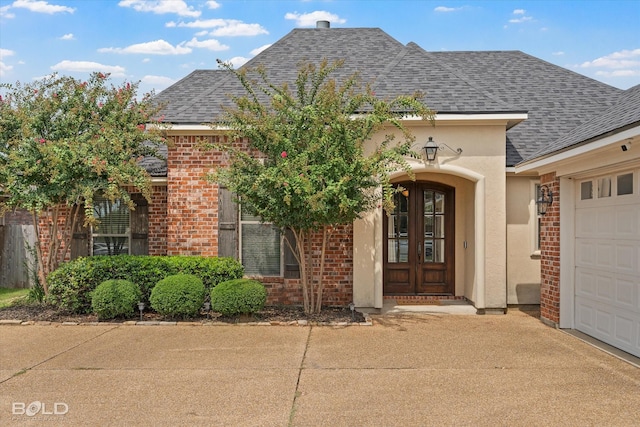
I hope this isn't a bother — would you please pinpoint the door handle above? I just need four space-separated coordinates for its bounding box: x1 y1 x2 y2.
417 242 421 263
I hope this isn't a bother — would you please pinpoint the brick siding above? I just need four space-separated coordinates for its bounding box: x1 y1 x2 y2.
166 135 224 256
148 185 168 255
539 172 560 324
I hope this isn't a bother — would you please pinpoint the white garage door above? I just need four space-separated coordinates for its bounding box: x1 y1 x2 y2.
574 170 640 358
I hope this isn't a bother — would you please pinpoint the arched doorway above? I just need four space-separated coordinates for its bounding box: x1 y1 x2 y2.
383 182 455 295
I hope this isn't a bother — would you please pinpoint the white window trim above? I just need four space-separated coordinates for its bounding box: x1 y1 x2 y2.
238 204 284 277
530 181 541 257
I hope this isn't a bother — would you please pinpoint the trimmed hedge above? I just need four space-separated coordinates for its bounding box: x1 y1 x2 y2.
210 279 267 316
150 274 205 318
47 255 243 314
91 279 142 320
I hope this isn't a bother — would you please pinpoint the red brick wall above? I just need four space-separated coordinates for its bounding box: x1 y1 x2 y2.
166 135 223 256
539 172 560 324
260 224 354 307
148 185 168 255
160 134 354 307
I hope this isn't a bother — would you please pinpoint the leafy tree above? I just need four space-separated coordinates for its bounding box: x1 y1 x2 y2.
0 73 167 295
213 59 434 313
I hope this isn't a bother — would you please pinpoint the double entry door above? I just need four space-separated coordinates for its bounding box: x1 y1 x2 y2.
383 182 455 295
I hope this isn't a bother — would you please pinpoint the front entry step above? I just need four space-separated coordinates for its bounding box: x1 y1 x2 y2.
382 296 477 315
385 295 469 305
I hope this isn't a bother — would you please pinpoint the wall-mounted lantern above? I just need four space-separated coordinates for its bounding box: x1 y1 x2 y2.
423 137 463 162
537 185 553 215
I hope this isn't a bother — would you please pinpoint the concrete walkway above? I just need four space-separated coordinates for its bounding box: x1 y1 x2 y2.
1 309 639 426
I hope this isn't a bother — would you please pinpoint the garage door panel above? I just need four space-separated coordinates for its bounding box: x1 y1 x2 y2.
575 268 596 296
615 316 634 346
576 296 640 356
575 239 597 266
615 244 636 272
615 206 638 237
574 171 640 358
616 277 636 308
595 309 613 335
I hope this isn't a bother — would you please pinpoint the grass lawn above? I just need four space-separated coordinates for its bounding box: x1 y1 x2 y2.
0 287 30 308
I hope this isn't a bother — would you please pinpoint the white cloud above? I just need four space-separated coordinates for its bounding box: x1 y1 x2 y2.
50 60 126 77
0 48 15 60
210 21 268 37
184 37 229 51
223 56 250 69
206 1 220 9
194 30 208 37
0 49 15 77
173 18 268 36
0 4 15 18
118 0 199 17
552 51 565 56
576 49 640 80
0 61 13 77
284 11 346 27
98 39 192 55
59 33 74 40
508 8 533 24
174 18 226 28
141 75 175 86
509 16 533 23
434 6 462 13
579 49 640 69
250 44 271 56
12 0 74 14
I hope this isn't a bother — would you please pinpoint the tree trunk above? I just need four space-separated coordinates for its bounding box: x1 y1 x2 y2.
31 210 49 295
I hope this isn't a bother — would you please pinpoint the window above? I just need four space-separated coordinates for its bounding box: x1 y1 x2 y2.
92 198 130 255
580 181 593 200
239 207 281 276
617 173 633 196
597 177 611 198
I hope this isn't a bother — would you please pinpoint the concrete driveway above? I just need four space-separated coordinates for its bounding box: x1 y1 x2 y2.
1 308 639 426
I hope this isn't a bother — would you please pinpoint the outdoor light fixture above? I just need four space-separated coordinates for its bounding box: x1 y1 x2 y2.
536 185 553 215
203 301 211 319
423 137 439 161
423 137 463 162
137 302 145 321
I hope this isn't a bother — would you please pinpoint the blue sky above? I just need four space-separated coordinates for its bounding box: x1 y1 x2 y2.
1 0 639 97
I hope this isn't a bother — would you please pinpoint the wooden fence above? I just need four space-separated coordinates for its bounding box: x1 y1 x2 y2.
0 210 36 289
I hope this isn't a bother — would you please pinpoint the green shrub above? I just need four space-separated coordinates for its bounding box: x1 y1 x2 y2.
210 279 267 316
47 255 243 314
91 279 142 320
149 274 205 318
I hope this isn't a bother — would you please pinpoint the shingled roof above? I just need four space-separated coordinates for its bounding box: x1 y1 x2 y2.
524 83 640 160
153 25 623 169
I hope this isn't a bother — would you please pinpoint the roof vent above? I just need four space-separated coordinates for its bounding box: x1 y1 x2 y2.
316 20 330 29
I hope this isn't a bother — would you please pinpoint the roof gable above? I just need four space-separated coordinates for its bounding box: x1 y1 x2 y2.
526 83 640 159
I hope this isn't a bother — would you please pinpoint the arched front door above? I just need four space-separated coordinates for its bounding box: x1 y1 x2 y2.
383 182 455 295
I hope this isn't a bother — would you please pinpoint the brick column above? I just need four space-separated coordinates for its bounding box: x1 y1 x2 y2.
539 172 560 325
148 185 168 255
166 135 222 256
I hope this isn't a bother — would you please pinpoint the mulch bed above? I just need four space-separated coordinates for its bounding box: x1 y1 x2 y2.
0 303 366 324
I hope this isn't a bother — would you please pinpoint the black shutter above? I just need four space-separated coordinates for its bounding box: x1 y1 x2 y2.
283 228 299 279
70 206 88 259
218 186 238 258
130 194 149 255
